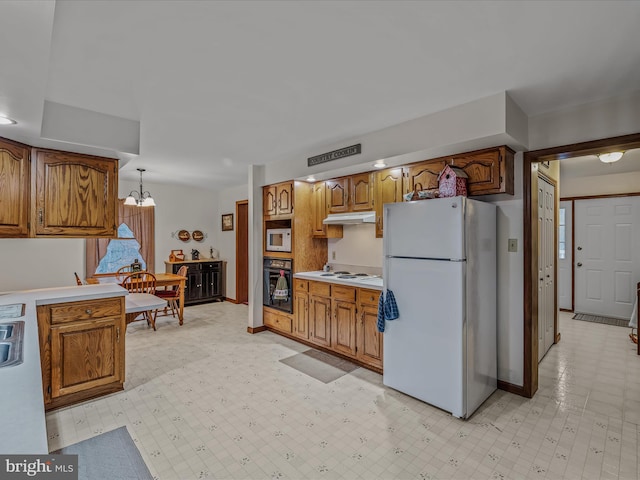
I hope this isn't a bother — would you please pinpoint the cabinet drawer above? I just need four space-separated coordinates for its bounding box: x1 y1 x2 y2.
48 297 123 325
332 285 356 302
201 262 221 271
309 281 331 297
263 310 292 333
294 279 308 292
359 288 380 306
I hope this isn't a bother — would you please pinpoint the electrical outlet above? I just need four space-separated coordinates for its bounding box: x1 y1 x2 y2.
508 238 518 252
332 251 336 260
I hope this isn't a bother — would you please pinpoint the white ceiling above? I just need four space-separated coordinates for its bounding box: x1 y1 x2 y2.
1 1 640 189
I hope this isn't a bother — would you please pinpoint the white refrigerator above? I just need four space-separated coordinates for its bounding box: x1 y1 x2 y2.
382 196 497 419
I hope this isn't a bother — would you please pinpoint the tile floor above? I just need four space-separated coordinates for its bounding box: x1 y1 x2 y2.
46 306 640 479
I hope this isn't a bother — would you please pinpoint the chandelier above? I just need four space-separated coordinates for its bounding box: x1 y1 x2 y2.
124 168 156 207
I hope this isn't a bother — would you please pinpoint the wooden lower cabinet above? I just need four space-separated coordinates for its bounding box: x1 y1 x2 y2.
356 289 383 369
263 308 292 334
37 296 125 411
289 281 383 371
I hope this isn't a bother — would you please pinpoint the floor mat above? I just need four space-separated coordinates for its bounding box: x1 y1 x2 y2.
280 348 359 383
52 426 153 480
572 312 630 328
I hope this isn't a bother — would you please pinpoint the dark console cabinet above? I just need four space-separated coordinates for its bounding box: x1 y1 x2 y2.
165 260 224 305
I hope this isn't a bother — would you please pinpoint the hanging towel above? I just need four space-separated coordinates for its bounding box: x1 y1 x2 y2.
377 289 399 332
273 270 289 300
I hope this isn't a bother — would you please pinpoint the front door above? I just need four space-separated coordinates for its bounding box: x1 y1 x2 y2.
538 175 556 362
574 197 640 319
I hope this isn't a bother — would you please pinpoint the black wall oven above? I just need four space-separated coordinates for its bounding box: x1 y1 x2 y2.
263 257 293 314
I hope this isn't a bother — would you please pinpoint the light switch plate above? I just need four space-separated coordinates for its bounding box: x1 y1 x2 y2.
508 238 518 252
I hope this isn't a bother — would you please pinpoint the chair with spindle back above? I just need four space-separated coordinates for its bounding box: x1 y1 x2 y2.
121 272 158 330
155 265 188 320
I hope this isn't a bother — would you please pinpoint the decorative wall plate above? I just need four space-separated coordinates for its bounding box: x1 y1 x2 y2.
192 230 204 241
178 229 190 242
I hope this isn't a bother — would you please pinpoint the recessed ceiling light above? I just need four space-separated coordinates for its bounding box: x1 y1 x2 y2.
306 175 316 182
0 114 17 125
598 151 624 163
373 160 386 168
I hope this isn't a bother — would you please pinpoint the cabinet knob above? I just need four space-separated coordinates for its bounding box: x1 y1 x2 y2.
85 309 92 314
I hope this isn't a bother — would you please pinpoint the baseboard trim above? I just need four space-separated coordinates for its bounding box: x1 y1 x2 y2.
225 297 239 304
497 380 528 397
247 325 267 334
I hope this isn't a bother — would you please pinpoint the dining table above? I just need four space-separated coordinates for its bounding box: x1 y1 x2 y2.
86 272 187 325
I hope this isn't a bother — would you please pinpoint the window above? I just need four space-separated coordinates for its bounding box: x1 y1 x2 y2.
558 207 566 259
95 224 147 273
86 199 155 277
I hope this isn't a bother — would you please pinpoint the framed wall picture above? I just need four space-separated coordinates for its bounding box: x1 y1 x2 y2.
222 213 234 231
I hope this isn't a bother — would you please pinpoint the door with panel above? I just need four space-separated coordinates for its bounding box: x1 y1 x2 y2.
0 137 30 237
537 175 556 362
331 299 357 356
309 293 331 348
349 173 373 212
326 178 348 214
558 201 573 311
574 197 640 319
374 167 404 238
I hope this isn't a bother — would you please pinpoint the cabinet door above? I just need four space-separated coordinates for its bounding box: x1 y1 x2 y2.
264 186 277 217
451 147 514 195
33 149 117 237
0 138 30 237
374 167 404 238
309 295 331 347
293 291 309 340
276 182 293 215
312 182 328 237
349 173 373 212
326 178 348 214
185 271 203 302
50 317 123 398
357 304 383 369
331 299 357 357
404 160 445 194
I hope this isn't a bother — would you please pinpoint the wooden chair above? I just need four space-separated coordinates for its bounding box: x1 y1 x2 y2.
74 272 83 286
121 272 158 330
155 265 187 320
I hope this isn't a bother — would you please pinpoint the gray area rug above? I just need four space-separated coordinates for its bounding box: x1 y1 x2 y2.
572 313 630 328
280 348 359 383
52 426 153 480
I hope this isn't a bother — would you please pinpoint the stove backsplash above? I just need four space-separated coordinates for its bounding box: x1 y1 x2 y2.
327 223 382 271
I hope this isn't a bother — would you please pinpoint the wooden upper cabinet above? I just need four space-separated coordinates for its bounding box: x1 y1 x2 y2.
312 181 343 238
404 160 446 194
374 167 404 238
349 173 373 211
0 137 30 237
326 178 348 213
263 181 293 218
327 174 372 214
450 146 514 195
33 149 118 237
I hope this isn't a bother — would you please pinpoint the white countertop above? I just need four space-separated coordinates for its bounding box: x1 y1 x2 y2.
294 271 383 290
0 284 128 454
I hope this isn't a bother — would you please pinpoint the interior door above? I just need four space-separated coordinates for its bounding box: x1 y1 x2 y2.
558 201 573 310
574 197 640 319
537 175 555 362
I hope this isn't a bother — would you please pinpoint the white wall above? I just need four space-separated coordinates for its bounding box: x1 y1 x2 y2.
118 179 218 273
328 224 382 269
560 171 640 198
216 184 249 300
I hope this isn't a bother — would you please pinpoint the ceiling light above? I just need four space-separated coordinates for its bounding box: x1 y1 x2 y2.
598 151 624 163
0 114 16 125
373 160 387 169
125 168 156 207
306 175 316 182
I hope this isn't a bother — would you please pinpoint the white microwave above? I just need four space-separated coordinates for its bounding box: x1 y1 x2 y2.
266 228 292 252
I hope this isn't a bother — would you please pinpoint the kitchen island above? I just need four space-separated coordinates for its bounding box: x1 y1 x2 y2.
0 284 127 454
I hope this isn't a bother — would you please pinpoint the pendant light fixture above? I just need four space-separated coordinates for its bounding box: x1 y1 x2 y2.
124 168 156 206
598 151 624 163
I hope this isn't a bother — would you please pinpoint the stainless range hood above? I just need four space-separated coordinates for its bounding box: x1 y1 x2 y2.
322 211 376 225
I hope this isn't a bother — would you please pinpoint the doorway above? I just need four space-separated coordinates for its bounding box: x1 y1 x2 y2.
236 200 249 305
522 132 640 398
